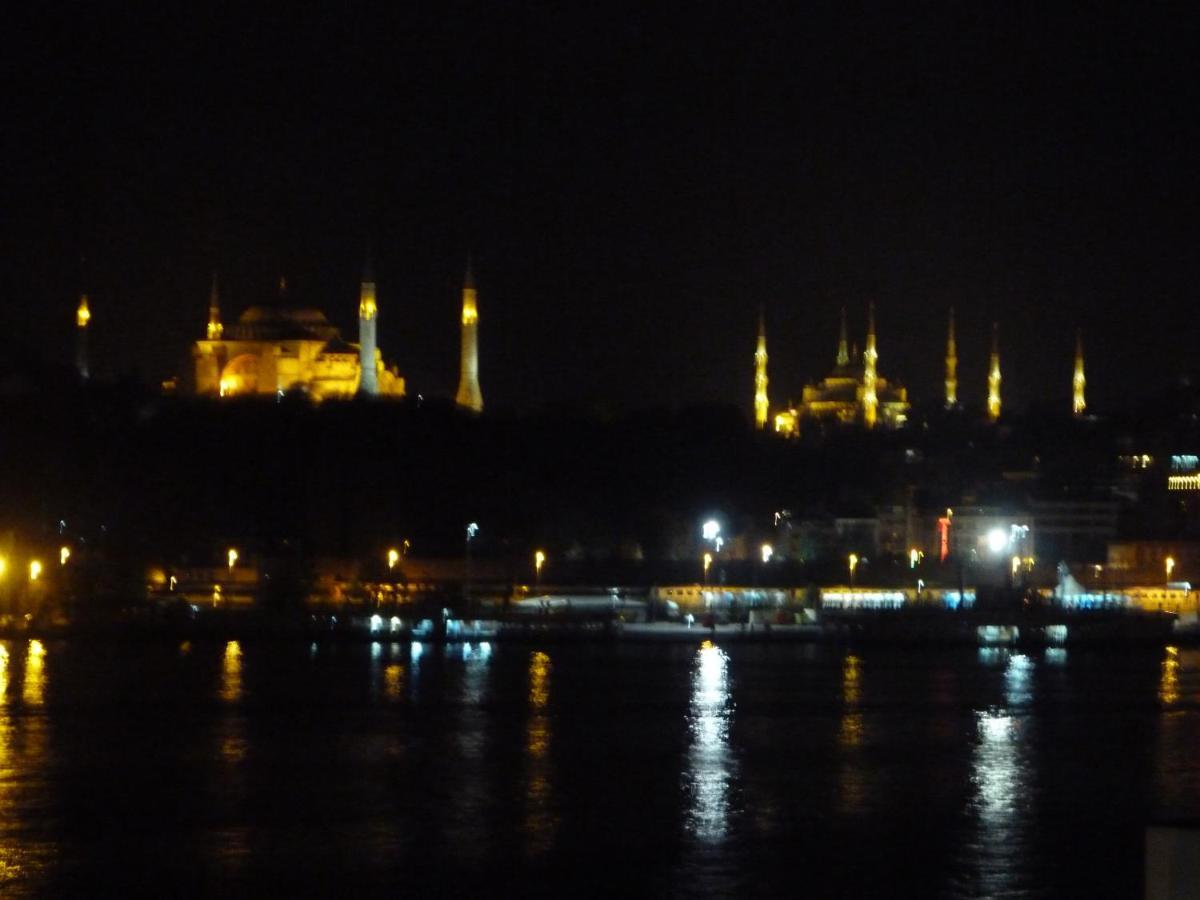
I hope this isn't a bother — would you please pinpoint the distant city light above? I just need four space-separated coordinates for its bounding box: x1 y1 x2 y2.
1166 556 1176 579
908 548 922 569
466 522 479 540
702 520 720 542
535 550 546 577
761 543 773 564
29 560 42 582
227 548 239 571
387 548 400 570
848 553 859 584
59 546 70 566
0 557 6 579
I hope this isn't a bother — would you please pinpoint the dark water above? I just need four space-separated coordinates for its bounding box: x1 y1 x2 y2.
0 637 1195 898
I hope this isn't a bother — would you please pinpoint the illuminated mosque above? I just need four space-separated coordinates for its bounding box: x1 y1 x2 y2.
769 305 910 435
755 305 1089 434
183 260 483 408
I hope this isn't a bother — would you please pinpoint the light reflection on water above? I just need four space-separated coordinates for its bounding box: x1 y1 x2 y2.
684 640 735 843
837 653 867 816
523 650 557 855
964 652 1033 896
1159 646 1180 705
446 642 494 862
21 642 44 708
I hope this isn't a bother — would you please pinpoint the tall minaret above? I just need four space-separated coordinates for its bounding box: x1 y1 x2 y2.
862 302 878 429
836 306 849 366
1072 329 1086 417
206 273 223 340
944 307 958 408
358 255 379 396
987 322 1002 422
75 292 91 381
454 258 483 413
753 307 769 430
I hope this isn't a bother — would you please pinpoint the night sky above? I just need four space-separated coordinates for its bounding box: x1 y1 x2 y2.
5 5 1198 414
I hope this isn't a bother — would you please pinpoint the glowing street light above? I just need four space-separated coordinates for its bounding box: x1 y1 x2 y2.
986 528 1008 555
387 548 400 570
1011 555 1021 578
1166 556 1176 581
761 543 773 564
29 560 42 583
227 548 239 572
908 548 922 569
702 520 720 542
848 553 859 586
703 552 713 585
59 546 71 566
534 549 546 585
0 557 7 579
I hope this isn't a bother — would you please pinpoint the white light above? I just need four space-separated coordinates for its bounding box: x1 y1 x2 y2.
760 544 773 564
986 528 1008 555
369 614 383 632
702 520 721 542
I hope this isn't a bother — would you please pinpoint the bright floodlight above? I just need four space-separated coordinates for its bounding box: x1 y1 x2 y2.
986 528 1008 555
702 520 721 542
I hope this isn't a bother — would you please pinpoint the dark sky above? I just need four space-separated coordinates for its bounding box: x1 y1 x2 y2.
5 4 1198 414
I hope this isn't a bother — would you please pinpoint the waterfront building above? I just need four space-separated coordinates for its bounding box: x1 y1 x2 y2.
454 260 484 413
192 270 405 400
774 306 909 435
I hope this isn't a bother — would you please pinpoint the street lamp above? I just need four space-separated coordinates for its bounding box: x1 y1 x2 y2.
29 560 42 583
908 548 921 569
761 543 773 564
534 550 546 587
387 548 400 570
703 552 713 585
0 557 6 579
848 553 859 587
59 546 71 566
227 548 238 572
1166 556 1176 582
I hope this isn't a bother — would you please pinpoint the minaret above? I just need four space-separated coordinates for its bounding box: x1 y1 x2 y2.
206 273 223 340
454 258 483 413
862 303 878 429
753 307 769 430
358 255 379 396
987 322 1002 422
1072 329 1086 417
836 306 849 366
75 293 91 381
944 307 957 408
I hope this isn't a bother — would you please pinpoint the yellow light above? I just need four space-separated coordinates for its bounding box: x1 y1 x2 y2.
60 546 70 566
212 584 221 607
908 548 921 569
535 550 546 574
761 543 773 564
1166 556 1176 579
0 557 6 579
29 560 42 582
387 548 400 570
76 296 91 328
703 552 713 574
1011 555 1021 576
227 548 238 571
848 553 858 577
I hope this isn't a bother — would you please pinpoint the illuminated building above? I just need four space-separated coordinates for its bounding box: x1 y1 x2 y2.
454 259 484 413
774 306 909 435
358 256 379 396
753 308 769 430
987 322 1001 422
75 293 90 381
193 273 405 400
944 307 957 408
1072 329 1086 416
